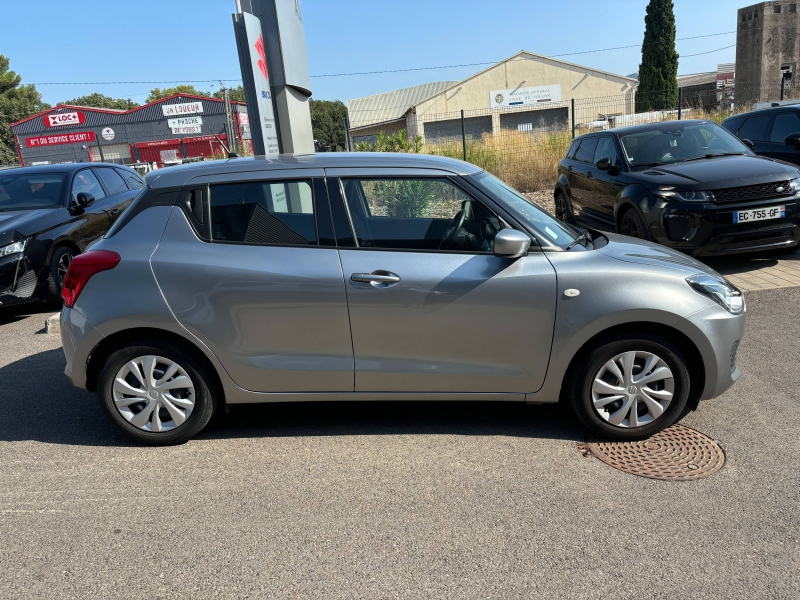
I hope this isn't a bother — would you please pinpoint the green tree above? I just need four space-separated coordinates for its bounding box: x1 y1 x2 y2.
146 85 210 103
0 55 50 164
635 0 679 112
354 130 423 153
310 98 347 151
212 85 245 103
60 93 138 110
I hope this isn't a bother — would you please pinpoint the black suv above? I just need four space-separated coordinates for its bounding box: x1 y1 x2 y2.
0 163 144 306
553 120 800 255
722 104 800 167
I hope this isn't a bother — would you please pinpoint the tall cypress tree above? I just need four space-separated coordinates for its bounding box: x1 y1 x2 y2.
636 0 679 112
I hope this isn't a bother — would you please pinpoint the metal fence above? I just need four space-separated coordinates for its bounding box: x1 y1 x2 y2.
347 80 800 192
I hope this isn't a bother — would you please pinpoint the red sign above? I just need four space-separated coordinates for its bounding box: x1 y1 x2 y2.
43 111 86 128
134 139 181 148
182 134 225 144
25 131 96 148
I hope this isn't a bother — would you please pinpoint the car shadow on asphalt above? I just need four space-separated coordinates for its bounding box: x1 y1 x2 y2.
0 348 585 447
0 302 58 327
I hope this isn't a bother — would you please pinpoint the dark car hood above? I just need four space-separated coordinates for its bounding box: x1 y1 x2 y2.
598 233 723 278
631 155 800 190
0 209 60 245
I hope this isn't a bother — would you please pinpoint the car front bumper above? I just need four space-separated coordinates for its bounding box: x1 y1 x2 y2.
0 252 41 306
647 194 800 256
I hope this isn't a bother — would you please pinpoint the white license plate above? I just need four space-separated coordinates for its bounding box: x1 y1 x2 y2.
732 205 786 224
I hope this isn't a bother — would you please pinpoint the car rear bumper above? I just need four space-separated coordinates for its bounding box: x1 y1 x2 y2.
61 306 104 390
649 196 800 256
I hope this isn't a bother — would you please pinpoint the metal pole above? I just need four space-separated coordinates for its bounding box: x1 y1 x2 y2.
781 75 786 101
460 109 467 162
96 131 106 162
344 115 351 152
677 87 682 120
571 98 576 139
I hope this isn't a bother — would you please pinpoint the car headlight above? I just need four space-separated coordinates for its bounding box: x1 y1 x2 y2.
686 274 744 314
0 239 27 258
789 177 800 194
653 186 711 202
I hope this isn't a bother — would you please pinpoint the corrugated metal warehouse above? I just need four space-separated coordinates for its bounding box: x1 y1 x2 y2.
9 94 250 167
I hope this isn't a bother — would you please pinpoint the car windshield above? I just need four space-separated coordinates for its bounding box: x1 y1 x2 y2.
619 122 751 167
469 171 579 245
0 172 67 211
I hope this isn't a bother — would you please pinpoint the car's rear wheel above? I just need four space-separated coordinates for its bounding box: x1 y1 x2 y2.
48 245 75 302
555 192 574 225
98 341 217 445
619 208 651 240
567 334 690 440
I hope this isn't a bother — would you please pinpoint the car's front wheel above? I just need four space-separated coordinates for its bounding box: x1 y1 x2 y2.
618 208 651 240
555 192 574 225
97 341 217 445
567 334 690 440
47 245 75 302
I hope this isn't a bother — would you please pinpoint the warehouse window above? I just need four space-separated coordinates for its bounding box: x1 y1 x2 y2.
774 5 781 13
790 4 796 13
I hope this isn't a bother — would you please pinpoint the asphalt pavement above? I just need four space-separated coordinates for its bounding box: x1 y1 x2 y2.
0 290 798 599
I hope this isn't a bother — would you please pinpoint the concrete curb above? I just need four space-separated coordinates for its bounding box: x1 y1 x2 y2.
45 313 60 335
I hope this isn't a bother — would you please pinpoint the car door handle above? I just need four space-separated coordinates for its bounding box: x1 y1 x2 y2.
111 208 121 215
586 171 593 178
567 165 573 171
351 271 401 285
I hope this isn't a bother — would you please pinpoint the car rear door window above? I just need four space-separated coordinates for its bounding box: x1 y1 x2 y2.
574 138 598 163
71 169 106 203
769 112 800 142
341 178 500 252
116 168 145 189
209 180 317 245
722 117 745 135
94 167 128 196
738 115 772 141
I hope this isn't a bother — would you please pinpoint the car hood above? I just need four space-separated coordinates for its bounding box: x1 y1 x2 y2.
631 154 800 190
0 209 59 245
597 233 723 278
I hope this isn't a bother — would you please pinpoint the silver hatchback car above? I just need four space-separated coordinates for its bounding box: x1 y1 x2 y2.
60 153 745 445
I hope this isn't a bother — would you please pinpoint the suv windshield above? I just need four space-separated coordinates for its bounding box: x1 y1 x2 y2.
619 121 751 167
0 172 67 211
469 171 579 245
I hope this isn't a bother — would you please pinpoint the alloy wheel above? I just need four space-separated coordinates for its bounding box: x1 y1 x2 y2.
591 350 674 428
112 355 196 433
555 195 570 223
57 252 74 286
620 213 641 238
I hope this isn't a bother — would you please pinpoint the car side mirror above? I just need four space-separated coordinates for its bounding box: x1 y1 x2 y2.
740 139 755 150
784 133 800 149
76 192 95 207
493 229 531 259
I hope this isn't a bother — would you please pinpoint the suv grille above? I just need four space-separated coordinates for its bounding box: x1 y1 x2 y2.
712 180 793 204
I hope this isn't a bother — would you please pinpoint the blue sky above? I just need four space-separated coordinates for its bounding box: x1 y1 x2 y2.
1 0 745 107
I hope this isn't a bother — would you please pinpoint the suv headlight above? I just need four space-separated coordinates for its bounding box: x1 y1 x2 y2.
0 239 27 258
654 186 711 202
789 177 800 194
686 274 744 314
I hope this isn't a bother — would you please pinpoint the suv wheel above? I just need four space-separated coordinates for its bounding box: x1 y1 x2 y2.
48 246 75 302
98 341 217 445
567 335 690 440
555 192 574 224
619 209 651 240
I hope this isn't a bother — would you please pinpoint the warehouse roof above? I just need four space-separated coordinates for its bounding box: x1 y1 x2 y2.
347 81 457 128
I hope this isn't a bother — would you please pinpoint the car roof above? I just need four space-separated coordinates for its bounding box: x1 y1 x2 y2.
573 119 713 140
145 152 483 189
0 162 135 176
723 104 800 121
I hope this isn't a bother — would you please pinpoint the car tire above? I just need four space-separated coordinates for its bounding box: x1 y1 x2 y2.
618 208 651 241
97 341 218 445
554 192 574 225
566 334 690 441
47 245 75 303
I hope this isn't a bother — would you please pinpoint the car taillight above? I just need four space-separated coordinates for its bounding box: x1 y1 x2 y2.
61 250 121 308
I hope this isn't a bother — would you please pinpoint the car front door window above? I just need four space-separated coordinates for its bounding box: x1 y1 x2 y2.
71 170 106 204
341 178 500 253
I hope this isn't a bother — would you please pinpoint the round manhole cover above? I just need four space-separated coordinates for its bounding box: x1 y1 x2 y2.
582 425 725 481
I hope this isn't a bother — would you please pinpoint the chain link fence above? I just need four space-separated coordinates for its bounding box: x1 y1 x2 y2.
347 80 800 193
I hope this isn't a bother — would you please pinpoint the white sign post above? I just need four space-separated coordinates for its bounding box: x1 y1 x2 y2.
233 11 280 156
